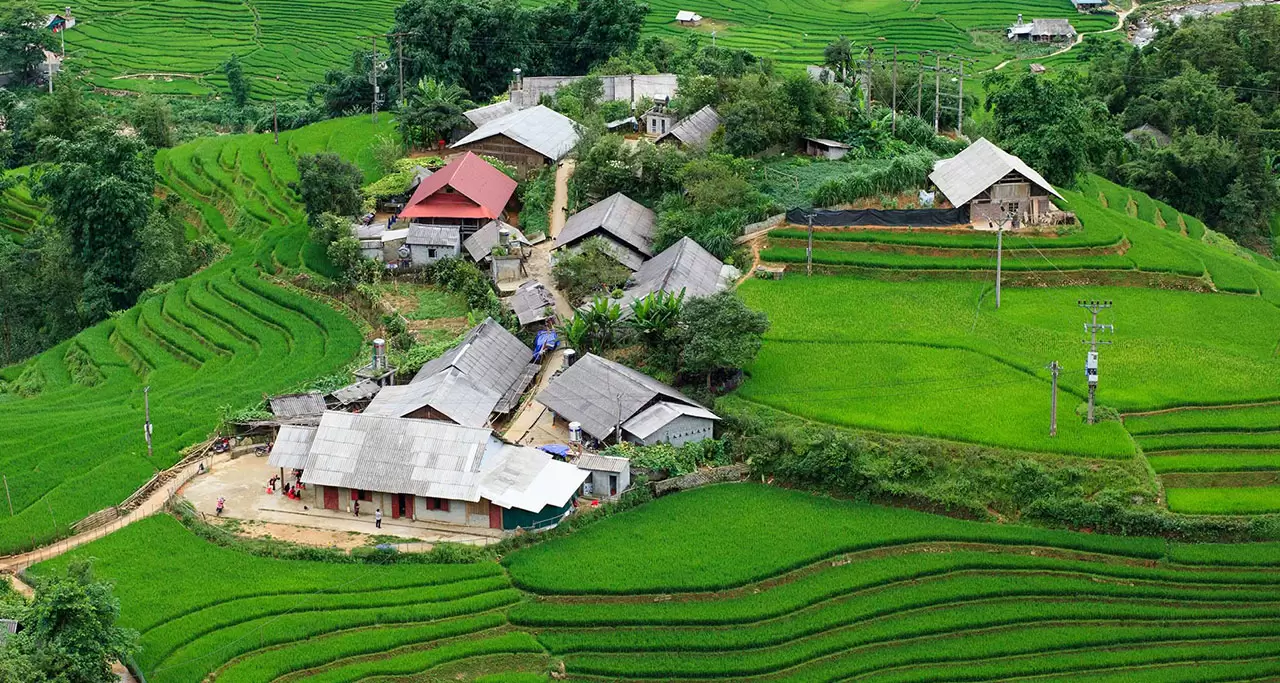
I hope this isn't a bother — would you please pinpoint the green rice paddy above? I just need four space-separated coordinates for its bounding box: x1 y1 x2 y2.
0 116 392 554
34 483 1280 682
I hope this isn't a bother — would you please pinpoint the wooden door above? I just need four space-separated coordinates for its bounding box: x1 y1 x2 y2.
391 494 400 519
323 487 339 510
488 503 502 530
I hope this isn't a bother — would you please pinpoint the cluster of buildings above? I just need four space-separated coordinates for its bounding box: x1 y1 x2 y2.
267 315 720 532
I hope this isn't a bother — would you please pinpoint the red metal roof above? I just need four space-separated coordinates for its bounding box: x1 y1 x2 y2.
399 152 517 220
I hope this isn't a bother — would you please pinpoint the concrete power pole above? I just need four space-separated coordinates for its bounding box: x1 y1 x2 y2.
1047 360 1061 436
864 46 874 111
370 36 380 124
1079 300 1114 424
916 54 923 118
994 202 1017 309
806 212 815 277
891 46 899 133
933 53 941 133
956 59 964 135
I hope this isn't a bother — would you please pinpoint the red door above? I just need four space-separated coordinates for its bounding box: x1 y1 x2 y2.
323 487 339 510
488 503 502 530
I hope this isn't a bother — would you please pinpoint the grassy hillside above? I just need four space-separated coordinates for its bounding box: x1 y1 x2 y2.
55 0 399 99
0 116 391 554
52 0 1111 97
35 484 1280 682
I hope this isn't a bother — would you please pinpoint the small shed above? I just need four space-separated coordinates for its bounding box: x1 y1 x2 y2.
509 280 557 327
803 137 851 160
463 220 530 263
929 137 1063 225
329 378 382 408
656 105 721 150
268 392 327 425
1009 17 1076 42
622 401 719 447
676 10 703 25
642 106 679 137
1029 63 1047 74
575 454 631 500
407 224 462 265
1071 0 1107 12
606 116 639 133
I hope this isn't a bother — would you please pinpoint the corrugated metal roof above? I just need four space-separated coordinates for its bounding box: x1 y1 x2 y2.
1031 18 1075 36
452 105 580 162
675 10 702 21
407 224 461 247
381 228 410 243
300 412 498 502
463 220 529 262
622 401 720 440
509 281 556 326
928 138 1062 208
614 237 729 311
537 353 712 442
363 369 500 427
331 379 381 406
411 318 536 416
658 105 721 149
480 444 588 513
805 137 850 149
269 392 327 422
400 152 516 220
556 193 655 263
464 100 519 127
268 425 318 469
575 453 630 473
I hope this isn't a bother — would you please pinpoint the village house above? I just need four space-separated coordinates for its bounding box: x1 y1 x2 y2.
641 100 679 137
406 225 462 265
463 100 520 129
538 353 720 447
284 412 588 531
1007 16 1077 42
509 280 557 328
397 152 517 239
609 236 738 312
656 105 722 150
928 137 1063 226
450 105 580 175
676 10 703 25
363 318 538 427
803 137 852 160
555 193 656 271
1071 0 1107 12
575 453 631 500
505 74 679 109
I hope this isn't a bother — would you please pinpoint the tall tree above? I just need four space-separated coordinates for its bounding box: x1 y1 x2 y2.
131 96 177 149
677 291 769 390
399 78 471 149
823 35 853 83
291 153 364 221
9 560 138 683
0 1 54 81
222 53 251 107
37 126 157 317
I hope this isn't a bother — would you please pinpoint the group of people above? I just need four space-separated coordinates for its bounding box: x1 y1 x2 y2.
267 471 306 500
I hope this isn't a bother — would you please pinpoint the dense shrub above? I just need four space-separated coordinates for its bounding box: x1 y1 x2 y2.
809 150 937 207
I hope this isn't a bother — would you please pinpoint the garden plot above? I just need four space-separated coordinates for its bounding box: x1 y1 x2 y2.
505 484 1280 681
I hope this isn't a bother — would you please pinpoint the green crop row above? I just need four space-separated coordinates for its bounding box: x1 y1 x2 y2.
564 619 1280 678
769 221 1124 249
761 246 1136 271
295 631 543 683
1138 431 1280 453
1125 404 1280 435
213 612 508 683
1167 486 1280 515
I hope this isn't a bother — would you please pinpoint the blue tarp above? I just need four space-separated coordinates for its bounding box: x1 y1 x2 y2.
540 444 571 458
533 330 559 361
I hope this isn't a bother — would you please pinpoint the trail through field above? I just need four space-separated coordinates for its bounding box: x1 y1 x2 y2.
0 455 218 573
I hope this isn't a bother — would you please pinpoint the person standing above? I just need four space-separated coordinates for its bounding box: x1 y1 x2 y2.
375 508 383 529
353 500 360 517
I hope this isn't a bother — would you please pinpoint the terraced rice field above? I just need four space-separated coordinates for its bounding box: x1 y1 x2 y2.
0 168 43 237
1129 403 1280 514
737 275 1280 458
506 484 1280 681
640 0 1115 71
0 116 391 554
29 515 549 683
35 483 1280 681
59 0 399 98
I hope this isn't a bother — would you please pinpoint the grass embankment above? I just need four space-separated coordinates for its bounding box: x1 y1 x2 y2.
0 117 392 553
29 515 544 683
736 277 1280 458
503 484 1280 681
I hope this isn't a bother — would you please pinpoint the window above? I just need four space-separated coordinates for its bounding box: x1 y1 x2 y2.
426 497 451 512
359 490 373 502
428 248 437 258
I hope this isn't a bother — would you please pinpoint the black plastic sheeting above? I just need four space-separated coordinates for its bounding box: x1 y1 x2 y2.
785 207 969 227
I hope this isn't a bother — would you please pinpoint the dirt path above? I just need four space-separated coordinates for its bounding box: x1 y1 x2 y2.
549 160 574 240
0 455 218 573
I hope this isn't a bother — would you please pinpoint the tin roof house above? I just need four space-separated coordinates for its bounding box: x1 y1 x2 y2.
928 137 1063 226
295 412 588 531
555 193 656 271
398 152 517 238
609 236 738 312
538 353 719 447
656 105 722 149
451 105 580 175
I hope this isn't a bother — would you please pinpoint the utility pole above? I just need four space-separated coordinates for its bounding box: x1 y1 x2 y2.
1078 300 1114 424
865 46 874 110
370 35 380 124
615 394 624 444
807 212 815 277
891 46 898 133
62 6 70 58
994 202 1017 309
1047 360 1060 437
397 33 405 108
956 59 964 135
273 99 279 144
933 53 941 133
144 385 155 467
916 53 923 118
